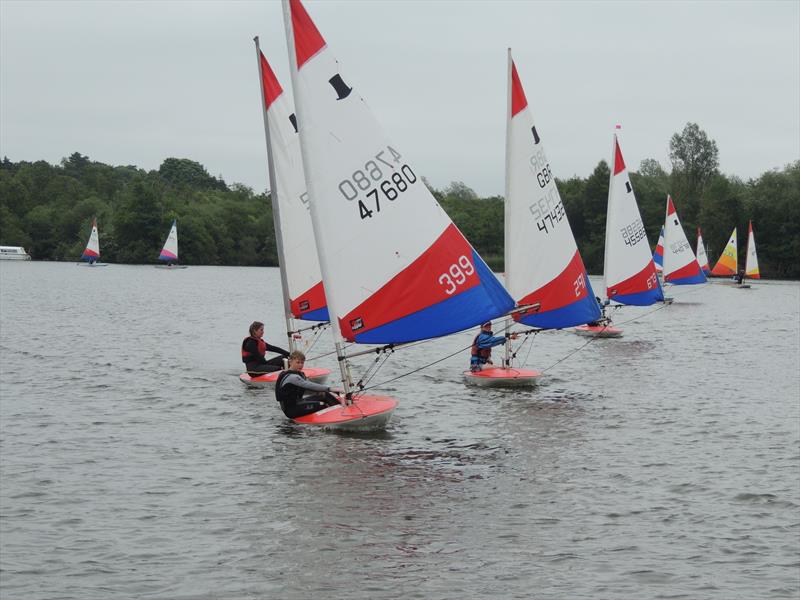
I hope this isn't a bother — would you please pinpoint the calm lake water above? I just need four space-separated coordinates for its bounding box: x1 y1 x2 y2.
1 261 798 599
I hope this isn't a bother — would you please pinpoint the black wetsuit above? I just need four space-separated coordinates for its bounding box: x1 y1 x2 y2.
275 370 339 418
241 336 289 375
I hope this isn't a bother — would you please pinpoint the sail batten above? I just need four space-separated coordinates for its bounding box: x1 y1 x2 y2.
283 0 513 345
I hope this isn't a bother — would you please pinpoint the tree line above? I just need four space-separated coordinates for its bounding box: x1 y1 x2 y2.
1 123 798 278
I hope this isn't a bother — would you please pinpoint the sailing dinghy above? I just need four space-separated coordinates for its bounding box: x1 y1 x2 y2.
742 220 760 287
464 52 600 386
662 195 706 285
710 227 738 281
79 218 107 266
576 127 663 337
155 220 188 268
696 227 711 275
282 0 514 427
239 43 332 389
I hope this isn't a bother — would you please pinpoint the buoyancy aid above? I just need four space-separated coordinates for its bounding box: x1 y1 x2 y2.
241 336 267 364
275 369 306 405
470 333 493 360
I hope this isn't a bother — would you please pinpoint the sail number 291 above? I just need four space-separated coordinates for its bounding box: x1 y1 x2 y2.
439 255 475 295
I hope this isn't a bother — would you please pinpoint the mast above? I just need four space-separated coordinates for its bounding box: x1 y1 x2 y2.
254 36 296 353
281 1 353 398
503 48 514 368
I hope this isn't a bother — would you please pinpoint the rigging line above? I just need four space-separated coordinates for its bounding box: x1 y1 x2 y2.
357 342 473 394
541 334 599 373
662 281 712 298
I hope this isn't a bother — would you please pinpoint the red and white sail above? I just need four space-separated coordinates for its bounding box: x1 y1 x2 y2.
158 220 179 262
81 218 100 262
663 195 706 285
745 220 760 279
257 49 328 322
696 227 710 275
603 129 663 305
282 0 513 344
504 53 599 328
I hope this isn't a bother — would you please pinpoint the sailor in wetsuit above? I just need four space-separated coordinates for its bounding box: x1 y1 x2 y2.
470 321 514 372
241 321 290 375
275 351 342 418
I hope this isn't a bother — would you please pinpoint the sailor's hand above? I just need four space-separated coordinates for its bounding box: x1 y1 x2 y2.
510 333 518 340
329 388 343 395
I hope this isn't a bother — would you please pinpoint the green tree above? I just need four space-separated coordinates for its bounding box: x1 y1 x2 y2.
669 122 719 224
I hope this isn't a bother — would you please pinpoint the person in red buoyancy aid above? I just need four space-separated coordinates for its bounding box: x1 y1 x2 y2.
275 351 342 419
469 321 515 372
241 321 290 376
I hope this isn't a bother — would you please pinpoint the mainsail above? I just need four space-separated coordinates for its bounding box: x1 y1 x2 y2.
696 227 710 275
710 228 737 276
283 0 513 346
158 220 179 263
653 226 665 272
663 195 706 285
603 129 663 305
81 218 100 262
504 53 599 328
745 221 760 279
256 46 328 322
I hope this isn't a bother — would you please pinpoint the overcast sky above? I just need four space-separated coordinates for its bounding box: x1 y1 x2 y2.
1 0 798 197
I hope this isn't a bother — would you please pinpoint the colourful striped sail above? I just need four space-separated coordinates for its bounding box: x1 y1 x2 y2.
663 195 706 285
710 228 737 276
283 0 513 344
653 226 665 272
745 221 760 279
603 129 663 305
81 218 100 262
696 227 710 275
258 50 328 322
158 219 179 262
505 53 600 329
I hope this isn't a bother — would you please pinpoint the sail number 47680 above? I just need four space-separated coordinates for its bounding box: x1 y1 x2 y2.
337 147 418 220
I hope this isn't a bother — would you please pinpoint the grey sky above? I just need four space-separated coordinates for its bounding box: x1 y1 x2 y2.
1 0 798 197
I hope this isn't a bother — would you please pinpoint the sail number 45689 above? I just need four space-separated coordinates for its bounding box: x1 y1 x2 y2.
439 255 475 295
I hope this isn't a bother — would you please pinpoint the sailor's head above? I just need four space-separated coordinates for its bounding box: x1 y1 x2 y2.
288 350 306 370
481 321 492 332
249 321 265 337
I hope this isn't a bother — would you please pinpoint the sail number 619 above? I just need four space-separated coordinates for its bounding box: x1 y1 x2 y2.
438 255 475 295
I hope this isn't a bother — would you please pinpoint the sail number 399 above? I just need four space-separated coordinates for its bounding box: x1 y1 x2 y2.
439 255 475 295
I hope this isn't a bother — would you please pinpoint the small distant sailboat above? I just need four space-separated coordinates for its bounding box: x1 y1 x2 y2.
653 226 665 273
743 220 760 286
578 127 663 337
662 195 706 285
239 41 331 388
282 0 514 428
156 220 188 269
710 228 738 277
464 52 600 387
696 227 711 275
79 218 107 267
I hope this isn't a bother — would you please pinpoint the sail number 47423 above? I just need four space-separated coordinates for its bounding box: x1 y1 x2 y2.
337 147 417 220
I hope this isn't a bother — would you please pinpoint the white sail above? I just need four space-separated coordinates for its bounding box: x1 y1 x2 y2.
663 195 706 284
282 0 513 346
696 227 710 274
82 218 100 261
745 221 760 279
603 128 662 305
505 52 599 329
257 48 328 322
158 220 179 262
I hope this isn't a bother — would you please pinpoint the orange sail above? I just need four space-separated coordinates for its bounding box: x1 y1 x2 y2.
710 228 737 276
